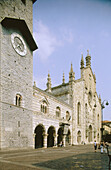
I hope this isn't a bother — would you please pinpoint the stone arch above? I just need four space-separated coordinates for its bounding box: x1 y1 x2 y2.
47 126 56 147
77 130 81 144
57 127 63 145
34 124 45 149
88 125 92 142
66 129 71 146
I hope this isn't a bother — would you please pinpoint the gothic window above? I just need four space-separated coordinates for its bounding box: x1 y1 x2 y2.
66 111 70 121
88 91 92 105
85 104 88 118
77 102 81 125
97 114 99 130
41 100 48 113
93 109 95 122
16 94 22 107
85 103 88 125
56 107 61 118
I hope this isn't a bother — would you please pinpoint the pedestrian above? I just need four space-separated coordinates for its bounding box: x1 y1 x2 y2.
94 140 97 152
100 141 104 154
104 142 109 153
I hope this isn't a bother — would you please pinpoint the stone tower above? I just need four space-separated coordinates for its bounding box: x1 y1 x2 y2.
0 0 37 149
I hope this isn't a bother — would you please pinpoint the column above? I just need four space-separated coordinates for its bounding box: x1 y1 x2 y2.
54 134 58 147
63 135 66 147
43 133 48 148
33 133 36 149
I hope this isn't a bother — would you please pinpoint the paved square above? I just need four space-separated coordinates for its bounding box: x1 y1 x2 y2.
0 145 110 170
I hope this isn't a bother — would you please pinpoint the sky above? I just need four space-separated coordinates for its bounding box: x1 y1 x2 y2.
33 0 111 121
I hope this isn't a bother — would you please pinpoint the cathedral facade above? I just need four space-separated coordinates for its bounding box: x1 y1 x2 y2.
0 0 101 149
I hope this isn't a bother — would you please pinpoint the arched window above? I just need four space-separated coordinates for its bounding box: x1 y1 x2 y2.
77 102 81 125
66 111 70 121
40 100 48 113
97 114 99 130
85 103 88 118
16 94 22 106
56 107 61 118
93 109 95 122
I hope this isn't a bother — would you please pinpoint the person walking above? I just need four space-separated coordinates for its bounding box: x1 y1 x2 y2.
94 140 97 152
100 141 104 154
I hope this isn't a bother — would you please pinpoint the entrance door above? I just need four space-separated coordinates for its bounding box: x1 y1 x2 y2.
57 128 63 145
35 125 44 148
47 126 55 147
88 125 92 142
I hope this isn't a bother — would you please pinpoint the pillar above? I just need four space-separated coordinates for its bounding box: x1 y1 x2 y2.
63 135 66 147
54 134 58 147
43 133 48 148
33 133 36 149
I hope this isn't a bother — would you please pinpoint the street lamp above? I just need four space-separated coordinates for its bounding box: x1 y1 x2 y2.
101 100 109 141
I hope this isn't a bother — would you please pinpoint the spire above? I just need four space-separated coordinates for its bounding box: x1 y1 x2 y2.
46 72 51 92
80 53 84 69
99 95 101 104
34 81 36 87
70 63 73 72
69 63 75 82
85 50 91 67
62 72 65 84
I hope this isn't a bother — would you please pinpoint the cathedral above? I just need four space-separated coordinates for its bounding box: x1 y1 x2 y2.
0 0 101 149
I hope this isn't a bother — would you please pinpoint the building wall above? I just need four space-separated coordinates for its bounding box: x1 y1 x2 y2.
0 0 34 149
0 0 33 33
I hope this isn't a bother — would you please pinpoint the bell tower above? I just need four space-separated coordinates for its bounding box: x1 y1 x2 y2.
0 0 37 149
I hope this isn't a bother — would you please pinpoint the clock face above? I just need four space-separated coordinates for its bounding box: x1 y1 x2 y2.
11 33 27 56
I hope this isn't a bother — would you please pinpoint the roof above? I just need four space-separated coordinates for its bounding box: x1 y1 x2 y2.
103 120 111 123
1 17 38 51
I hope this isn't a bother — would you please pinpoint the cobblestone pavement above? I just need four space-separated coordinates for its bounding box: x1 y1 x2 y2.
0 144 110 170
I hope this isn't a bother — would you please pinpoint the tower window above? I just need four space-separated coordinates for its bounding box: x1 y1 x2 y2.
21 0 26 5
16 94 22 107
18 121 20 127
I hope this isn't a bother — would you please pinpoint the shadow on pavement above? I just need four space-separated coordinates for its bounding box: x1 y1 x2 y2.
33 152 109 170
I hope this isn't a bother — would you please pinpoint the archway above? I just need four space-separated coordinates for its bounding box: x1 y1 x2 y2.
88 125 92 142
47 126 55 147
66 129 71 146
57 127 63 145
77 131 81 144
34 124 45 149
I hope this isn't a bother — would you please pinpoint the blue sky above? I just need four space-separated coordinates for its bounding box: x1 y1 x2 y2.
33 0 111 121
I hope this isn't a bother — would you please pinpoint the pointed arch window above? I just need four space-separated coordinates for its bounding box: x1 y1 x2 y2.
77 102 81 125
16 94 22 107
97 114 99 130
93 109 95 122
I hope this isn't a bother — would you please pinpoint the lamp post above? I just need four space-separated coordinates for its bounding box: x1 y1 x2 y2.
101 100 109 141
